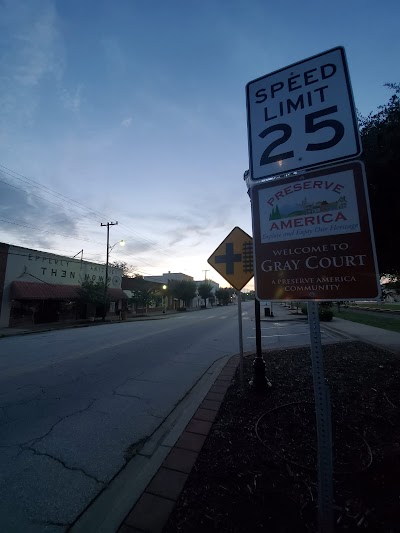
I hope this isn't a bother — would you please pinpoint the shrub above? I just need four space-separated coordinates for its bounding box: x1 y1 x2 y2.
319 309 333 321
300 304 333 321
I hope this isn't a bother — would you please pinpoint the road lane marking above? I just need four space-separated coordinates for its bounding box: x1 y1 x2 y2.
247 333 309 338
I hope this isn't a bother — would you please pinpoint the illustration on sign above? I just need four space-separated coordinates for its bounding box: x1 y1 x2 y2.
258 169 360 244
250 162 380 301
208 227 254 291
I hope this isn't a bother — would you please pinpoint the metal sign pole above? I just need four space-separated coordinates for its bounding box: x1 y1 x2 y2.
249 299 270 390
236 291 244 388
307 301 334 533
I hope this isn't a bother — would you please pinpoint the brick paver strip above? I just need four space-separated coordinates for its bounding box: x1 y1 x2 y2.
185 418 213 436
162 447 198 474
194 407 217 422
125 492 175 532
220 368 236 375
119 355 242 533
200 399 221 411
117 524 136 532
213 382 231 390
216 376 233 382
118 524 144 532
175 431 207 452
147 467 188 501
205 391 225 402
210 384 229 394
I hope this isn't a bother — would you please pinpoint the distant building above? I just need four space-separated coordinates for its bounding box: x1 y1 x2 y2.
194 279 219 307
0 242 127 328
144 271 194 283
143 272 219 308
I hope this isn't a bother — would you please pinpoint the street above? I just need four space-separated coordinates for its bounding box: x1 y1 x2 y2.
0 302 343 531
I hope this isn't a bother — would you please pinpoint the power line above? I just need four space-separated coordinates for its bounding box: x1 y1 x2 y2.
0 216 158 274
0 164 177 258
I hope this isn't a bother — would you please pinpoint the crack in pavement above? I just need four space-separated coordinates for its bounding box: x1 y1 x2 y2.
22 446 105 485
21 399 97 447
32 519 70 528
111 392 164 419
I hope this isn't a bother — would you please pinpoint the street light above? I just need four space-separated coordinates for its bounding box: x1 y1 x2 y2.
162 284 167 313
110 239 125 252
101 221 125 320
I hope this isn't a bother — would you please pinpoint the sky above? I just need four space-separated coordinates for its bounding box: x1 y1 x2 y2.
1 0 399 289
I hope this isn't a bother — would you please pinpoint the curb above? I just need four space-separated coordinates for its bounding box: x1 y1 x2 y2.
0 306 219 339
69 353 240 533
116 355 240 533
0 313 177 339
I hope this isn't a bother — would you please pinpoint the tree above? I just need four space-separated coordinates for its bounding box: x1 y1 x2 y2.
198 282 213 308
168 280 197 308
76 279 107 317
359 83 400 277
129 289 155 312
215 288 231 305
109 261 139 278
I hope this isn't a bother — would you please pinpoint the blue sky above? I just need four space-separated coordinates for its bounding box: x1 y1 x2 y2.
1 0 399 287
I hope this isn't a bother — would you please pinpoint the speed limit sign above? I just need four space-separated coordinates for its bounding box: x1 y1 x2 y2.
246 47 361 181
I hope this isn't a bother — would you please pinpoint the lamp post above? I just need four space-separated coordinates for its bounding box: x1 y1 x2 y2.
101 221 125 320
162 284 167 313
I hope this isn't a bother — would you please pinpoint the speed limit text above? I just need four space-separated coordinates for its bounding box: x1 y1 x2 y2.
254 63 336 121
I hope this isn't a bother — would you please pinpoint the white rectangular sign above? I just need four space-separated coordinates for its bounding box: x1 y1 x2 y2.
246 47 361 181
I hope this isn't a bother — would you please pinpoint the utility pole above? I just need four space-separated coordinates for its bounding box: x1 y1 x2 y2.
101 221 118 320
202 269 209 281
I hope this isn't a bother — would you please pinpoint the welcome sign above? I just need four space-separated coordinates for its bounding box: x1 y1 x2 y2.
251 161 380 300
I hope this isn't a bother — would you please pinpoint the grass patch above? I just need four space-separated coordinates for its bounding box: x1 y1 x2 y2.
350 302 400 311
333 309 400 333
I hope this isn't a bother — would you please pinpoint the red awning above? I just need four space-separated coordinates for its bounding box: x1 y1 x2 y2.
10 281 127 301
107 288 128 300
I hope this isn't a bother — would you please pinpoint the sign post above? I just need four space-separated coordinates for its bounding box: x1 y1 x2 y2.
246 47 379 532
308 301 334 533
208 227 254 388
236 290 244 386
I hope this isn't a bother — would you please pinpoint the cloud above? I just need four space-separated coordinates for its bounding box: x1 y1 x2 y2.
102 38 126 75
121 117 132 128
0 0 88 128
59 85 83 114
0 175 84 250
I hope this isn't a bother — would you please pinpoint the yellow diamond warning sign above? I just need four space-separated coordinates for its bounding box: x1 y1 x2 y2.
207 226 254 291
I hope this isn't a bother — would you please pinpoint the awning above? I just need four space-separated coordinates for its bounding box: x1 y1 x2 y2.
10 281 127 301
108 288 128 300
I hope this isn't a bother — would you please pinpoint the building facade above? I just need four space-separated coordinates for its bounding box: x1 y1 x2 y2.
0 243 126 328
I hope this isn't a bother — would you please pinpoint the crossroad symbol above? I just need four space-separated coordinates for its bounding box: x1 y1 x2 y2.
208 227 254 291
215 243 241 275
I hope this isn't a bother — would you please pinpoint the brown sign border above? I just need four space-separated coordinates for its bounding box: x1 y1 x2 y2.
250 161 380 301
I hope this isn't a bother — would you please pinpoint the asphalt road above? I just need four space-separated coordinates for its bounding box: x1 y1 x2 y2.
0 302 342 532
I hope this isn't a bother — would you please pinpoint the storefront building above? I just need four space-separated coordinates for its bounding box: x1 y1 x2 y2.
0 243 127 328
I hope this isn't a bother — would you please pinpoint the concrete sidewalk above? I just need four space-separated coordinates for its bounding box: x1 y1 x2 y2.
322 317 400 354
262 303 400 354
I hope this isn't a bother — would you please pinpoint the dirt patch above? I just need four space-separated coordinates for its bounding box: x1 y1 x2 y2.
164 342 400 532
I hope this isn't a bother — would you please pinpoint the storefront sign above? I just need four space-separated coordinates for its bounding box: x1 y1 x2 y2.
250 161 380 300
6 246 123 288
